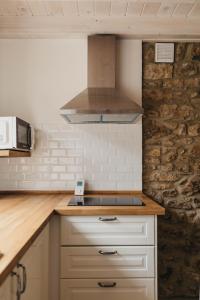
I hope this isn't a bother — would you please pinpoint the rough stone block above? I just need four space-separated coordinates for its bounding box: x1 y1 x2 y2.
188 124 200 137
144 64 173 80
145 147 161 157
163 79 184 89
175 43 187 62
174 62 199 78
143 43 155 63
159 104 178 119
149 171 179 182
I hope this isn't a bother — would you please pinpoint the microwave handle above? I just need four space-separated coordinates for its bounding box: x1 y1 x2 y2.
28 126 34 150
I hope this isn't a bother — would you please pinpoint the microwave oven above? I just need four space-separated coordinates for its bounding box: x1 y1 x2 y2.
0 117 33 151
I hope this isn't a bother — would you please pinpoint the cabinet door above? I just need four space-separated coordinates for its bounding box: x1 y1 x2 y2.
0 268 19 300
20 225 49 300
61 246 155 278
0 276 12 300
61 216 155 246
60 278 155 300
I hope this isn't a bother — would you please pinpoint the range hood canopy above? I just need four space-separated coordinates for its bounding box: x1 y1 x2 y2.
60 35 143 124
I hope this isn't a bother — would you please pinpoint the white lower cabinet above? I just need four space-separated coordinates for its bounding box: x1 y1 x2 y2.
60 215 157 300
0 224 49 300
60 278 155 300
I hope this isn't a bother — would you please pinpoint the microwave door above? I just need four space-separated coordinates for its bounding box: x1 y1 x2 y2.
0 118 13 149
16 118 30 151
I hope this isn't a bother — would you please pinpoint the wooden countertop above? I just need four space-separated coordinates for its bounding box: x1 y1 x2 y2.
0 191 164 285
55 192 165 216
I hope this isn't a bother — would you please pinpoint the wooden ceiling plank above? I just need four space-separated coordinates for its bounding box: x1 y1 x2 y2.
187 2 200 17
28 1 48 16
62 1 78 16
16 0 32 16
173 1 195 17
111 0 128 16
0 0 32 17
0 4 4 16
45 1 64 16
142 2 161 16
158 0 178 16
78 1 94 16
0 1 18 16
126 1 145 16
95 1 111 17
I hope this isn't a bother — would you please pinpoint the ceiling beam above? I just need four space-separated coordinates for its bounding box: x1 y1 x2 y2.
0 16 200 35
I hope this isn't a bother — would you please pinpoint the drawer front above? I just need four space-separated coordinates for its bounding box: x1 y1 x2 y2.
61 246 155 278
60 278 155 300
61 216 155 246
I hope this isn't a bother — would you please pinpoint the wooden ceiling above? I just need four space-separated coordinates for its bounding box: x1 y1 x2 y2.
0 0 200 39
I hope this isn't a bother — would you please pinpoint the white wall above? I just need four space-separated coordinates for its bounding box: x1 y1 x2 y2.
0 39 142 191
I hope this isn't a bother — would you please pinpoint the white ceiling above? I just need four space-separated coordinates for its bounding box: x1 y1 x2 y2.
0 0 200 39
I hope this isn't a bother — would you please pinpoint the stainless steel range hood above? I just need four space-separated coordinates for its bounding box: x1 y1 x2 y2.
60 35 143 124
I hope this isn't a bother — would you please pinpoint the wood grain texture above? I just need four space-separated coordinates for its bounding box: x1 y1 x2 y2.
0 150 31 157
0 191 164 286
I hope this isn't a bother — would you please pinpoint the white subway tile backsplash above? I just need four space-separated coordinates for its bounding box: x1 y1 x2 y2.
32 165 50 172
49 181 68 189
0 165 18 172
60 173 75 180
0 180 18 190
51 165 66 173
67 165 82 173
17 165 32 172
48 141 59 149
42 158 58 164
0 123 142 191
66 149 82 157
25 173 41 181
59 140 76 148
51 149 66 156
58 157 75 165
40 173 58 180
0 173 10 180
9 173 25 180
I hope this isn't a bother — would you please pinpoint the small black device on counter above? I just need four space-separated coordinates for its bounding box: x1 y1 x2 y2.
68 196 144 206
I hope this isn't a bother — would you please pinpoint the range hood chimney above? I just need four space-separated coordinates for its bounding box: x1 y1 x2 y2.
60 35 143 124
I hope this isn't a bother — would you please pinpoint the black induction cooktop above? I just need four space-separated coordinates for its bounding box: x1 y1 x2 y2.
68 196 144 206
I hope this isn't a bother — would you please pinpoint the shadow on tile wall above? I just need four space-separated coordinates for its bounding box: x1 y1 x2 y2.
142 42 200 299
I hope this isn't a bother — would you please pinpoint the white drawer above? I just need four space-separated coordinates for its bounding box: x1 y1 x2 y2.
61 246 155 278
60 278 155 300
61 216 155 246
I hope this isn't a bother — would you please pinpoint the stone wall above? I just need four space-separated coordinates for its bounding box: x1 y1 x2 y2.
142 43 200 299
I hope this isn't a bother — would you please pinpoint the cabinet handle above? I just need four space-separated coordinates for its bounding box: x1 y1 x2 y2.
11 271 21 300
98 217 117 222
98 250 118 255
17 263 27 294
98 282 116 288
